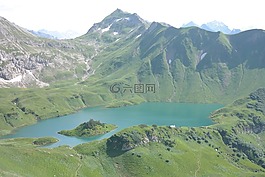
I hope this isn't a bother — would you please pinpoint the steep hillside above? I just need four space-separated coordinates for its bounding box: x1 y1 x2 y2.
0 16 95 87
87 22 265 103
211 88 265 168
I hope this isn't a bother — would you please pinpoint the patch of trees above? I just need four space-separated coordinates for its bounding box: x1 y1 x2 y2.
78 119 104 130
249 88 265 115
32 137 58 146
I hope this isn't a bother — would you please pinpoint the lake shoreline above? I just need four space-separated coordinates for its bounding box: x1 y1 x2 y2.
0 100 203 137
0 101 223 138
1 102 223 147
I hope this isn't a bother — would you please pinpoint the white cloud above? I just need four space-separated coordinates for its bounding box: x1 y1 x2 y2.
0 0 264 34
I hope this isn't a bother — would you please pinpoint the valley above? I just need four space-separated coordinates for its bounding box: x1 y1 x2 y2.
1 8 265 176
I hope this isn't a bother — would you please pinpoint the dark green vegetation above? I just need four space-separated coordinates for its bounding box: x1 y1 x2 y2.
58 119 117 137
32 137 58 146
1 9 265 176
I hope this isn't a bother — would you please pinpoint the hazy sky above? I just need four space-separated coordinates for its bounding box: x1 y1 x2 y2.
0 0 264 34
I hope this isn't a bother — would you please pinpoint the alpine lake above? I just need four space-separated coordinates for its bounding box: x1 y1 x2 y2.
2 102 222 147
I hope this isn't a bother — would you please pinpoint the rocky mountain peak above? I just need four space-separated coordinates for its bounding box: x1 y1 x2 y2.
109 8 125 16
86 9 149 37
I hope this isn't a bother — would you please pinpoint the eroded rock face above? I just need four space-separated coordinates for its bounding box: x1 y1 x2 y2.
0 51 48 87
0 17 95 88
0 70 49 88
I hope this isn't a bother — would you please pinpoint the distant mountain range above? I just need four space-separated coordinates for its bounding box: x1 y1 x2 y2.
29 19 242 40
182 21 241 34
29 29 82 39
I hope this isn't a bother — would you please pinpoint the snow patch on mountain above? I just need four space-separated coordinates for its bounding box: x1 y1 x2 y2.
115 18 122 22
102 24 112 32
135 34 142 39
200 52 207 60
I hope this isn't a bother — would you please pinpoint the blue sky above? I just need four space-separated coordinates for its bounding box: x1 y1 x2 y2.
0 0 264 34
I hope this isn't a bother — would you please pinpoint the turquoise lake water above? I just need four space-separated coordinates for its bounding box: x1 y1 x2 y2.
2 102 222 147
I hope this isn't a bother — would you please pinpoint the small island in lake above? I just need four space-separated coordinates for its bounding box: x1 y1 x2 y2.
58 119 117 137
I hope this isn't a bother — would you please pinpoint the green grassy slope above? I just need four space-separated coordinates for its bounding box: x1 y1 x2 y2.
211 88 265 167
0 138 82 177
